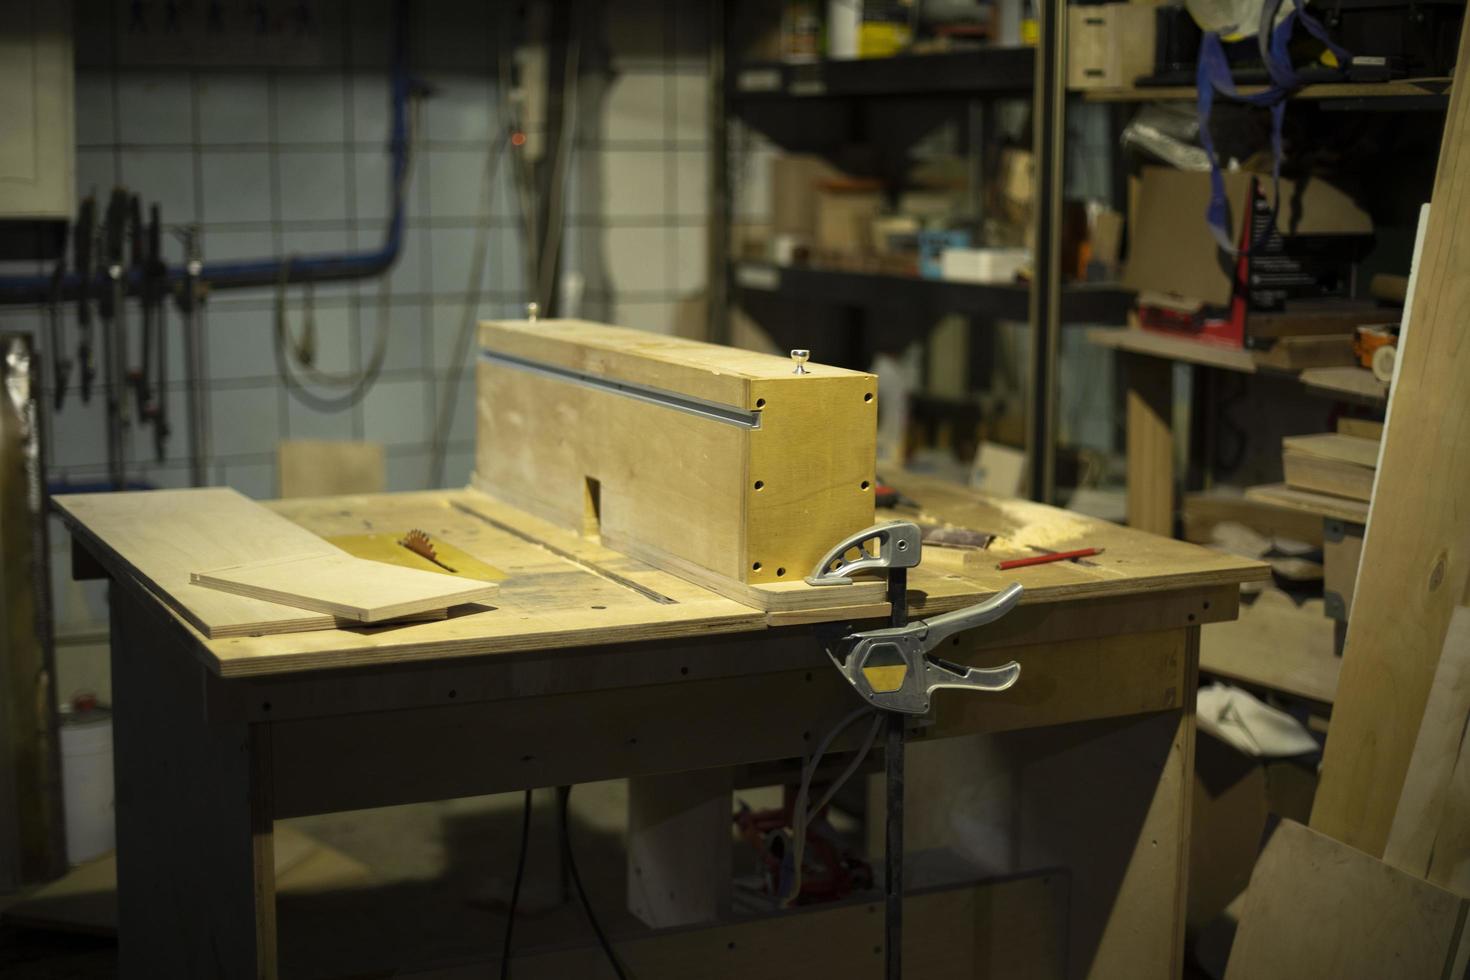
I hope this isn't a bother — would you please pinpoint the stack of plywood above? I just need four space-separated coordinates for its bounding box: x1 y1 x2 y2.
1281 431 1380 504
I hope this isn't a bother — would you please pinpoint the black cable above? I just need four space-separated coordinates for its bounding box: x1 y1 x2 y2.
558 785 630 980
500 788 534 980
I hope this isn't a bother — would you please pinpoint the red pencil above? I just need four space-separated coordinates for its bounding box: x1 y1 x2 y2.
996 547 1103 570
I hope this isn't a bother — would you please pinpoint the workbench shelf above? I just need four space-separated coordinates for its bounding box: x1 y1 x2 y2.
1081 77 1451 109
736 261 1134 324
730 48 1036 100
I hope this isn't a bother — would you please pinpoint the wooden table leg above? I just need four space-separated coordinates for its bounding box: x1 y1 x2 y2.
111 586 276 979
626 767 733 928
1125 352 1175 537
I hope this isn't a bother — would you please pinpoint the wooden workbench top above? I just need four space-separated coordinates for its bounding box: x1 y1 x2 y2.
60 476 1265 678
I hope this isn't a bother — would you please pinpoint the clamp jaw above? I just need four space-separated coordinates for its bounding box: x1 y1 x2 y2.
826 584 1023 714
811 521 1024 715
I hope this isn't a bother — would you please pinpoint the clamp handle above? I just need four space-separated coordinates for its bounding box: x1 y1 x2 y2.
920 582 1023 648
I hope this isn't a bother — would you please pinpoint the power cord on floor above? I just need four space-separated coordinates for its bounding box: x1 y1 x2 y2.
559 784 631 980
499 788 533 980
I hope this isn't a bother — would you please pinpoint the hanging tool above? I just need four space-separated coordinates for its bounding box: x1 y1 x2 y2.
74 196 96 404
144 204 169 460
101 189 132 489
128 195 152 421
175 226 209 487
812 521 1023 979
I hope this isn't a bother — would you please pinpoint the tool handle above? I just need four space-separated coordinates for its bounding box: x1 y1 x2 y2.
919 582 1023 649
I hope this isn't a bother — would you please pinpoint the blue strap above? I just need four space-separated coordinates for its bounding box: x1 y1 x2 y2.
1196 3 1351 256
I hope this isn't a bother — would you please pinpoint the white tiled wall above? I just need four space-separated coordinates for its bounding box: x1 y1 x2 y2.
0 0 711 685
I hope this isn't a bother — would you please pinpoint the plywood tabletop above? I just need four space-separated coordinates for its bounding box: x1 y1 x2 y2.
62 478 1265 677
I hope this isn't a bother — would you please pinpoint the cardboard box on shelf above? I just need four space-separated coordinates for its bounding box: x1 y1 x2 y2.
771 154 845 242
1125 167 1373 309
815 177 885 254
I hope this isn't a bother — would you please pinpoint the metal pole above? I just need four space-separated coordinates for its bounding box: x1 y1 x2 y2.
884 566 907 979
1026 0 1066 503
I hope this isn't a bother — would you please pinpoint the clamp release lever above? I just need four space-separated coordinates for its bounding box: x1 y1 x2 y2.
825 583 1024 715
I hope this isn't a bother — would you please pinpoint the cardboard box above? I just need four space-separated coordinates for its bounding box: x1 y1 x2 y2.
1125 167 1373 308
1068 4 1157 90
770 154 844 241
815 179 884 254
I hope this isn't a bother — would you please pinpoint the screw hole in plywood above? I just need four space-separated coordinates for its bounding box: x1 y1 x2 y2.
861 480 871 490
864 392 873 403
756 398 766 408
752 561 762 571
776 567 786 577
753 480 764 490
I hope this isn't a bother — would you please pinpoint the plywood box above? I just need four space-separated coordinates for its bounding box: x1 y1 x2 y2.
474 319 878 608
1067 4 1156 90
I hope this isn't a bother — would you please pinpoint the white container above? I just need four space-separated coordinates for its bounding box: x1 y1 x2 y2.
827 1 862 58
60 703 115 865
940 246 1032 284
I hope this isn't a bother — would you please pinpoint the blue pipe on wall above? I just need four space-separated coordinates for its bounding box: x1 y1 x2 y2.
0 0 413 305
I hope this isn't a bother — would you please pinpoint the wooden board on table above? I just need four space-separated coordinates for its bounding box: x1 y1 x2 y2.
180 490 770 676
1225 820 1470 979
1245 483 1369 525
1311 57 1470 852
889 473 1270 605
1282 450 1374 503
191 551 498 623
52 488 379 639
1385 606 1470 896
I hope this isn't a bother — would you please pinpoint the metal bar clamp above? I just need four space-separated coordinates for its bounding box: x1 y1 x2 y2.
827 583 1024 715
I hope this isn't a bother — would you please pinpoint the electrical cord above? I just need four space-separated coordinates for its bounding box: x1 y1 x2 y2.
499 788 534 980
780 705 885 907
559 784 630 980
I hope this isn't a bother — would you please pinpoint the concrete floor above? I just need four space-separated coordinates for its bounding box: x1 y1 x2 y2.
1 779 783 979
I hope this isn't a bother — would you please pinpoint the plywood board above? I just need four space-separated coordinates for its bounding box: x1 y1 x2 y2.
1226 820 1470 979
276 440 384 498
1245 483 1369 524
192 551 498 623
1385 606 1470 896
52 488 364 638
1282 450 1374 502
1282 432 1380 469
1311 50 1470 849
64 478 1266 678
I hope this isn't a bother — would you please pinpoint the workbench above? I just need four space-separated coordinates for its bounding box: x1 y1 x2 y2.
58 472 1264 979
